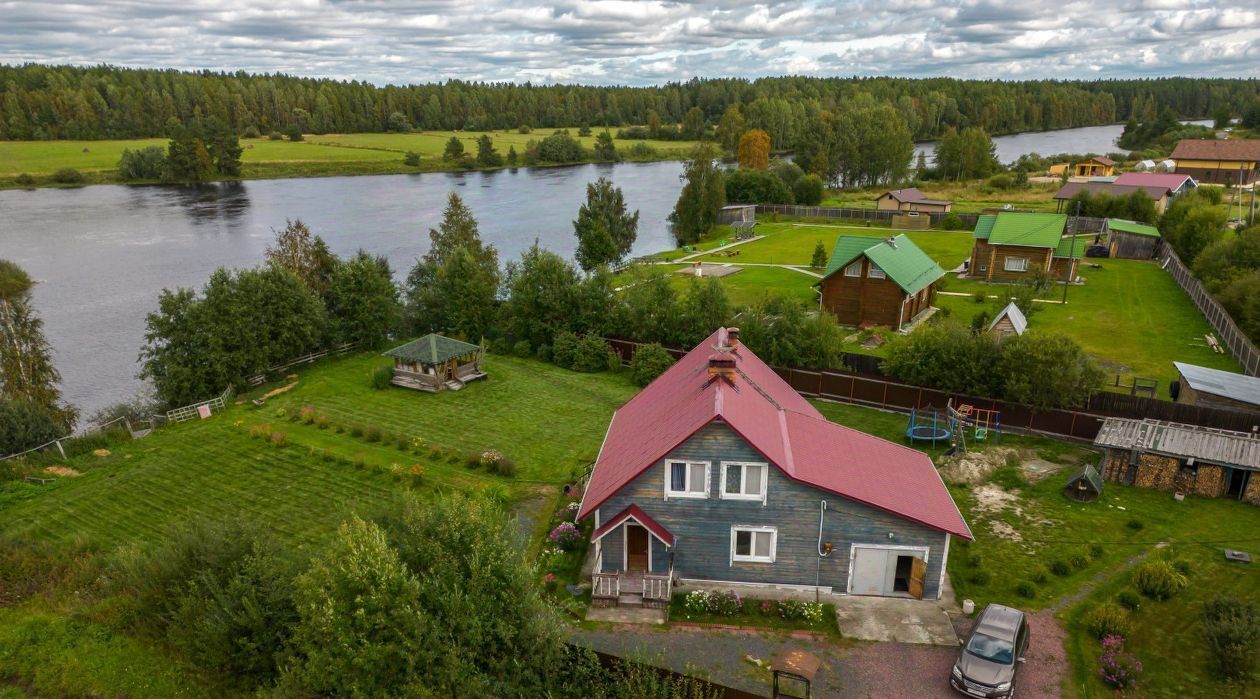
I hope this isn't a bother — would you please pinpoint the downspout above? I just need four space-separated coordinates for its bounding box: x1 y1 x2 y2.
815 500 832 602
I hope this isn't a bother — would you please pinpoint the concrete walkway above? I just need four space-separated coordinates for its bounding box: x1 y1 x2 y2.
833 596 958 646
664 260 824 279
674 235 765 262
585 605 667 625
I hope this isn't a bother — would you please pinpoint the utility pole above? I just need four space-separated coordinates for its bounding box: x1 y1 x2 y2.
1063 200 1080 305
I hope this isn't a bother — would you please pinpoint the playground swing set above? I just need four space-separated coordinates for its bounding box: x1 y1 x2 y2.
905 399 1001 454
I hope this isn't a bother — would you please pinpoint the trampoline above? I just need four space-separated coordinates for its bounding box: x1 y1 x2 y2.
906 408 951 444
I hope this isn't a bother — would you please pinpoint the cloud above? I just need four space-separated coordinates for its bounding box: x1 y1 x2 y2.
0 0 1255 85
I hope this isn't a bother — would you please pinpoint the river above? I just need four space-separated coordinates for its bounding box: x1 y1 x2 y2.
914 119 1213 165
0 121 1209 417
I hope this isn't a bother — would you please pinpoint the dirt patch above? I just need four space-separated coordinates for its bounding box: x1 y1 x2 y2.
988 520 1023 542
92 448 111 457
262 381 298 400
938 447 1019 485
1021 458 1068 482
43 466 81 477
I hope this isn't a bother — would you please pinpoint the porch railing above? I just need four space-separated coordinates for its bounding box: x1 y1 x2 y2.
643 573 671 602
592 573 620 602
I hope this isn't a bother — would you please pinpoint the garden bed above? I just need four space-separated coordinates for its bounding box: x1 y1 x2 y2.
668 590 840 638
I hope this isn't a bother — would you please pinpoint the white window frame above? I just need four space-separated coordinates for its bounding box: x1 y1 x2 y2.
730 526 777 564
719 461 769 503
664 460 710 499
1004 256 1029 272
867 263 886 279
844 261 863 277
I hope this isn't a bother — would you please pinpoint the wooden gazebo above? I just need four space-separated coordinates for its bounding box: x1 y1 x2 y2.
383 334 486 392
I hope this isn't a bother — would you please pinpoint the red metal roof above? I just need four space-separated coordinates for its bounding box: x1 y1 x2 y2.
1113 172 1194 190
577 328 972 539
591 504 675 547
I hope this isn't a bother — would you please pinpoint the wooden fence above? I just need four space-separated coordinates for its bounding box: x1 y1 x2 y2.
1159 248 1260 376
605 338 1260 442
166 385 234 423
245 341 360 386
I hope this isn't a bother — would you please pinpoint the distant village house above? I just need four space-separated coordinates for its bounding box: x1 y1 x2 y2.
1170 139 1260 186
816 235 945 329
874 188 954 213
1072 156 1116 178
1053 181 1173 214
967 212 1082 283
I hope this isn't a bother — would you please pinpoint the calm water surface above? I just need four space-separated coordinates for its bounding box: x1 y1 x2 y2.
2 121 1214 416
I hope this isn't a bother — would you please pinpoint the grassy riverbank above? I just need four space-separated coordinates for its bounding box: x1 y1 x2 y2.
0 130 699 189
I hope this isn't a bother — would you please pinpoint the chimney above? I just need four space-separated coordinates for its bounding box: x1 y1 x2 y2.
707 353 737 383
727 327 740 346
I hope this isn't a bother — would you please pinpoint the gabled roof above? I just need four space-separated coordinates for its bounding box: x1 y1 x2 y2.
1106 219 1161 238
577 328 972 539
986 212 1067 249
879 187 952 206
1054 181 1170 202
1113 172 1195 191
1083 156 1116 166
820 235 945 296
1054 234 1088 259
591 504 675 547
1066 464 1103 493
972 214 997 240
1171 139 1260 162
384 334 481 364
1174 362 1260 407
987 302 1027 336
1094 418 1260 470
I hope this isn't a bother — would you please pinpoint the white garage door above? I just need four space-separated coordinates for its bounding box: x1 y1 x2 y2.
850 547 891 596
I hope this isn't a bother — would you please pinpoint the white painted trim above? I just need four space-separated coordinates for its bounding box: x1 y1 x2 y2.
678 576 833 594
590 513 673 548
845 543 931 596
719 461 769 503
937 533 951 602
1003 256 1029 272
730 525 777 564
622 522 653 572
867 263 886 279
844 260 862 277
664 460 710 500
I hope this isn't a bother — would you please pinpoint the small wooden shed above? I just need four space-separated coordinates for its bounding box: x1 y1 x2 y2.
384 334 486 392
1064 464 1104 502
1104 219 1161 260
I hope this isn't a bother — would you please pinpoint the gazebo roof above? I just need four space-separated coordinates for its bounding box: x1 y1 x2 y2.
384 334 481 364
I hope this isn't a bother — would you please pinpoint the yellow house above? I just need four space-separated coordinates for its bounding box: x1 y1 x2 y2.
1171 139 1260 186
1072 157 1116 178
1048 163 1068 177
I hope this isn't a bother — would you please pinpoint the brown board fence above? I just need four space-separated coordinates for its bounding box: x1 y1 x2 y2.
753 203 1107 233
1159 247 1260 376
604 338 1260 443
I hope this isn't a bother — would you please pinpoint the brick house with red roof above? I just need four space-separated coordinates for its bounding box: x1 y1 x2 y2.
578 328 971 606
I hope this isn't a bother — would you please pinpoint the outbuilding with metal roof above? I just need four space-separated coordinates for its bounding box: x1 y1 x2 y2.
816 235 945 329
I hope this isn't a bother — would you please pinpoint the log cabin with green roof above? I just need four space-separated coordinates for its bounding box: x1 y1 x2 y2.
967 212 1082 283
816 234 945 329
383 333 486 392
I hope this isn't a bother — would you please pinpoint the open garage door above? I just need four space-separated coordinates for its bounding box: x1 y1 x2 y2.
848 546 929 599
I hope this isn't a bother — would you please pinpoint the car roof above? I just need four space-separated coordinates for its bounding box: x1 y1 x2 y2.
975 604 1024 639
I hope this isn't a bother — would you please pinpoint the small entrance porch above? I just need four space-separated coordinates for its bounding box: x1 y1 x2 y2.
590 504 675 610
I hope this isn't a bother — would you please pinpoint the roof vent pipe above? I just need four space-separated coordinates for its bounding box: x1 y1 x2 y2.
727 327 740 346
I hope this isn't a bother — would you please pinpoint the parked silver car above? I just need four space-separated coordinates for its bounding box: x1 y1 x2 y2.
950 603 1029 698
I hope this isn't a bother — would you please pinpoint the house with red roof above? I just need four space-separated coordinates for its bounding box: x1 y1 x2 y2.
578 328 971 607
1113 171 1197 196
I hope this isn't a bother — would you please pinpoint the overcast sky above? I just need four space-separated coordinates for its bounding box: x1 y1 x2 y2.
2 1 1257 86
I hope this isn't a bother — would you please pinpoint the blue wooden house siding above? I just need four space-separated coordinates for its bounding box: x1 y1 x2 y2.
595 420 950 599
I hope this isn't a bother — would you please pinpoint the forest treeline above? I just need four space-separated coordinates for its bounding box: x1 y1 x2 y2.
2 63 1256 143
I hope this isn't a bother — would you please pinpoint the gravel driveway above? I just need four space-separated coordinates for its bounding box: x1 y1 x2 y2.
573 610 1068 698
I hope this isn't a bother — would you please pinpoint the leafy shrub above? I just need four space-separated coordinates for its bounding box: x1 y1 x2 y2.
269 431 287 447
1133 560 1188 600
1126 518 1144 531
248 423 272 440
314 414 330 430
1085 603 1132 639
349 425 364 439
465 452 482 469
364 426 383 443
551 331 579 369
1098 635 1143 691
548 522 581 550
725 168 793 204
299 406 317 425
938 212 964 230
968 569 991 585
489 337 511 355
1173 559 1193 576
1050 559 1072 577
403 151 420 166
243 125 261 139
0 399 63 455
512 340 532 358
683 590 712 616
268 131 284 141
494 458 517 478
792 174 824 206
535 344 552 363
571 334 611 373
630 343 675 386
708 590 742 616
1015 580 1037 599
371 365 393 390
395 436 409 451
1203 596 1260 680
51 167 84 184
1031 566 1049 584
1090 544 1105 560
1116 589 1142 612
988 173 1013 190
1070 553 1091 571
117 146 168 180
14 173 35 186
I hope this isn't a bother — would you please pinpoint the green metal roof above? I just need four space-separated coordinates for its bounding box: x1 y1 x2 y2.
972 214 997 240
1106 219 1161 238
820 234 945 296
987 212 1068 249
1054 234 1089 259
384 334 481 364
1066 463 1104 494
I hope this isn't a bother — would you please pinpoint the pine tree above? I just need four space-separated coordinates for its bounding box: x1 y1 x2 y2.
593 130 617 162
475 135 502 167
442 136 465 161
405 194 499 333
0 259 76 429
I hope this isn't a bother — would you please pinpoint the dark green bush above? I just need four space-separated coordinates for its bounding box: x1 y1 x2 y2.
551 331 580 369
968 569 991 585
1085 602 1132 639
792 174 824 206
243 125 261 139
1090 544 1105 560
630 343 675 386
371 366 393 390
117 146 168 180
1173 559 1193 576
0 399 64 455
14 173 36 186
1031 566 1049 584
535 344 553 363
349 426 364 439
1116 589 1142 611
1133 560 1187 600
489 337 511 355
1015 580 1037 599
364 426 383 443
570 334 610 373
1126 518 1145 531
939 212 964 230
403 151 421 166
512 340 532 358
1070 553 1091 571
268 131 284 141
1050 560 1072 577
51 167 84 184
1203 596 1260 680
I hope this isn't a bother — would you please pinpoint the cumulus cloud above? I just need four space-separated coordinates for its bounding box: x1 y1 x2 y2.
0 0 1255 84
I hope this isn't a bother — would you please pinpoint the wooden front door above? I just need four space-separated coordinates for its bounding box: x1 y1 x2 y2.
625 524 649 572
908 556 927 600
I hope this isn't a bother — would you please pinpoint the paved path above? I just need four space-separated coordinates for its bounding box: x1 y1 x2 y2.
674 235 765 262
659 260 823 279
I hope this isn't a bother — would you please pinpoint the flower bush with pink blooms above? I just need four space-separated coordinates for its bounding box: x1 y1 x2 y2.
1098 635 1143 693
548 522 581 549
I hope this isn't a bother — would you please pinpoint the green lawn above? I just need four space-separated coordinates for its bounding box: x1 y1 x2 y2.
0 352 634 549
659 263 819 306
937 259 1240 394
694 222 974 269
821 181 1063 214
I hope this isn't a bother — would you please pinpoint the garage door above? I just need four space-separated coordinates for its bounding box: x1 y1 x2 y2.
850 547 891 596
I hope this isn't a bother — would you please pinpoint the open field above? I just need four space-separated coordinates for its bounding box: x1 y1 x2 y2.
0 130 701 187
695 222 974 269
822 181 1064 213
0 352 635 549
